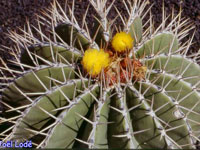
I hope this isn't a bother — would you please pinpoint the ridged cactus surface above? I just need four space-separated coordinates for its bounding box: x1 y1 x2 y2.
0 0 200 149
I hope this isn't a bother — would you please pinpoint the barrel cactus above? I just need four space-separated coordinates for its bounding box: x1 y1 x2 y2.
1 0 200 149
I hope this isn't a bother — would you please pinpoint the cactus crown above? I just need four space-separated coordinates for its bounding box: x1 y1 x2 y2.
0 0 200 149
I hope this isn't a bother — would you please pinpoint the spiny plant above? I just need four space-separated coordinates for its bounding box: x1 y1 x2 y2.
0 0 200 149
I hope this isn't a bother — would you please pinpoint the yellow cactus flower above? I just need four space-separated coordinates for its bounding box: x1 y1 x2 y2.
82 49 110 76
111 32 134 52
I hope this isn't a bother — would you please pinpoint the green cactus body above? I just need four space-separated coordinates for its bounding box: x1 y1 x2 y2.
0 0 199 149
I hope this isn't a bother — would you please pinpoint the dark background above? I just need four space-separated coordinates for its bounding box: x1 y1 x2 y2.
0 0 199 62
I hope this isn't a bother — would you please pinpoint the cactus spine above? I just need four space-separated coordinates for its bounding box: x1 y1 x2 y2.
0 0 200 149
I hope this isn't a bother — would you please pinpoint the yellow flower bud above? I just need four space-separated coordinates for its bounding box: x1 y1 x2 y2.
82 49 110 76
111 32 134 52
